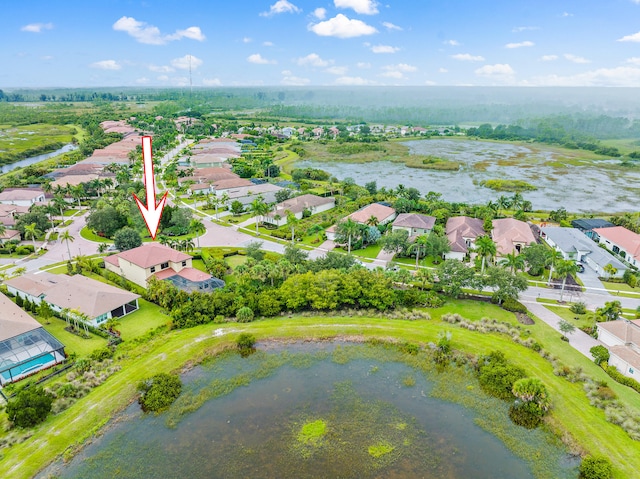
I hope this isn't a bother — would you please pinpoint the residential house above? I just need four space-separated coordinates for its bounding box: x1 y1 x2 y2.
392 213 436 240
190 154 229 168
188 183 212 196
216 182 283 206
5 272 140 327
104 243 224 292
0 228 21 244
541 227 626 278
281 127 296 138
444 216 485 261
0 188 46 207
571 218 614 240
491 218 536 256
592 226 640 268
597 320 640 382
0 204 29 228
264 194 336 227
326 203 396 241
0 292 66 385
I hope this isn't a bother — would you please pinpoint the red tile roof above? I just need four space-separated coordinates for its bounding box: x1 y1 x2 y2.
593 226 640 261
111 244 191 269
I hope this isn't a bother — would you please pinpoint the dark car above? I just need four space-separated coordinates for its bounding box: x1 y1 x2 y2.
576 263 585 273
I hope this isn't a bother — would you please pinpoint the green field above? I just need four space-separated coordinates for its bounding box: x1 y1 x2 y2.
0 124 76 165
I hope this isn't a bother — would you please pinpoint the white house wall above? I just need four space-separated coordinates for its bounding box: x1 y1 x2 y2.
609 354 640 382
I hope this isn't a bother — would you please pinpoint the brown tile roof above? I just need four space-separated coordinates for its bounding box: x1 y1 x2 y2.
0 292 42 341
111 244 191 269
393 213 436 230
50 174 99 188
268 194 335 217
212 178 255 190
0 188 45 201
593 226 640 261
610 345 640 371
446 216 485 254
598 320 640 346
348 203 396 224
1 229 20 241
492 218 536 255
155 267 211 282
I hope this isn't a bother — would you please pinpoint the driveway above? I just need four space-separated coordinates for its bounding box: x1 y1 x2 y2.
577 265 610 296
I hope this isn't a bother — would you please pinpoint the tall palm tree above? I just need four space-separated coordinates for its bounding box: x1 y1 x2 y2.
285 210 299 245
510 192 524 211
53 194 68 220
408 234 429 268
70 185 84 208
60 230 75 261
499 251 526 273
0 223 6 239
24 222 42 251
545 249 564 285
249 197 269 235
366 215 380 227
496 195 511 216
554 259 579 303
189 219 205 248
474 235 497 274
336 218 360 254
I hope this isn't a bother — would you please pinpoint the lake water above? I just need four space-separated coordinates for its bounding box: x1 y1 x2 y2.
0 144 77 174
39 343 576 479
297 139 639 213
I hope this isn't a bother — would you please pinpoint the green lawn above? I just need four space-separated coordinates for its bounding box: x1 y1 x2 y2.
62 209 79 217
192 258 207 272
4 313 640 479
334 243 383 259
601 281 640 298
545 305 596 331
34 315 106 358
226 254 247 269
80 226 113 243
116 299 169 340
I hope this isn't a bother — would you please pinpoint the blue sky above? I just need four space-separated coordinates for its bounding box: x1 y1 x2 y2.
4 0 640 88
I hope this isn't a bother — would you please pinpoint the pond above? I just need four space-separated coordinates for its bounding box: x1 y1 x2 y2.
297 139 639 213
0 144 77 174
39 342 577 479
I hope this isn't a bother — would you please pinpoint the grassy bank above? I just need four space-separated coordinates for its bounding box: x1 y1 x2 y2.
2 308 640 478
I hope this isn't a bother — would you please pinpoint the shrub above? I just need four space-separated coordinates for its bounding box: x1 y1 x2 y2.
137 373 182 413
604 365 640 394
236 333 256 356
579 455 612 479
501 298 527 313
236 306 255 323
6 387 54 428
570 301 588 314
590 345 610 366
89 347 114 362
476 351 526 400
508 403 542 429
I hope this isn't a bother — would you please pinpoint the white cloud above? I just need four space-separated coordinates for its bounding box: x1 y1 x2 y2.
172 77 189 87
444 39 460 46
136 77 150 84
296 53 330 67
260 0 301 17
383 63 417 72
438 68 448 73
561 12 573 17
281 70 292 75
475 63 515 81
451 53 485 62
41 55 54 61
335 76 376 85
243 37 252 43
326 66 348 75
149 64 175 73
618 31 640 42
112 17 205 45
512 26 538 32
21 23 53 33
381 71 404 79
526 66 640 87
371 44 399 53
425 80 437 86
382 21 402 31
263 41 274 46
247 53 276 64
540 55 558 61
170 55 203 70
281 75 311 85
313 7 326 19
357 62 371 68
626 57 640 65
202 78 222 86
505 41 534 48
157 75 169 81
334 0 379 15
309 14 377 38
90 60 122 70
564 53 590 64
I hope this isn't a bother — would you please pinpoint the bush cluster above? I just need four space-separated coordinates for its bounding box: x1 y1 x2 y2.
476 351 526 400
579 455 613 479
137 373 183 413
6 387 54 428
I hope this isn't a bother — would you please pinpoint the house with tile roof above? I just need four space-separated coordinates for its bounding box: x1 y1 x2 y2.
5 272 140 327
491 218 536 256
0 292 66 385
0 188 46 207
104 243 224 292
444 216 485 261
0 204 29 228
592 226 640 269
264 194 335 227
597 320 640 382
571 218 614 240
392 213 436 239
541 227 626 278
326 203 397 241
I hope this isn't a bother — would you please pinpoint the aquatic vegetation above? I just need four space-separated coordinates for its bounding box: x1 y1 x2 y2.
368 441 395 458
297 420 327 446
480 179 537 192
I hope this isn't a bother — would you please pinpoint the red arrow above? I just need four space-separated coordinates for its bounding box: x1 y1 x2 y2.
133 136 167 240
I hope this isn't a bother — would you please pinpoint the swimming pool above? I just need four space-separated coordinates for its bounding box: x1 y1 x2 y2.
0 353 55 382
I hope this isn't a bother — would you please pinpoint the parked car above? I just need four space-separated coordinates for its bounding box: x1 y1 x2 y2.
576 263 585 273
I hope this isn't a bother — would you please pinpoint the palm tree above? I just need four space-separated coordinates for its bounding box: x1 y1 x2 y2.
70 185 84 208
336 218 360 254
545 249 564 285
408 234 429 268
499 251 526 273
474 235 497 274
249 197 269 235
366 215 380 227
44 204 58 231
554 259 579 303
285 210 299 244
24 222 42 250
53 194 68 220
60 230 75 261
496 195 511 216
510 192 524 211
0 223 6 239
189 219 205 248
415 267 433 290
